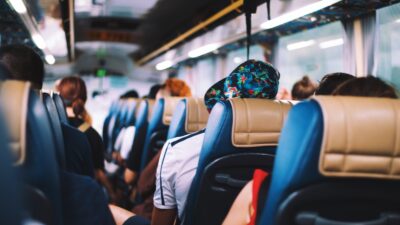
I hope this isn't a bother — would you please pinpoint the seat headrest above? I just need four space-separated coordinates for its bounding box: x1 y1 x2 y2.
162 97 184 125
185 97 209 133
315 96 400 180
230 98 294 147
0 81 30 165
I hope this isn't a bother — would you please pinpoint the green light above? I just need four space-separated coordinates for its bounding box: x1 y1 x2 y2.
97 68 107 77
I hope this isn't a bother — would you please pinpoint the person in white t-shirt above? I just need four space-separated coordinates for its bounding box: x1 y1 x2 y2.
152 60 280 225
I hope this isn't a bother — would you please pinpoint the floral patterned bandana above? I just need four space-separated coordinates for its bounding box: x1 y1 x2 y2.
204 59 280 111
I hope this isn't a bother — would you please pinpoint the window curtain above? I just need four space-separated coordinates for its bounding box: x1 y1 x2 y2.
342 19 357 75
361 12 378 75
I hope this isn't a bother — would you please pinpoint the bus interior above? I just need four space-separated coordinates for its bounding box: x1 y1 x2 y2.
1 0 400 225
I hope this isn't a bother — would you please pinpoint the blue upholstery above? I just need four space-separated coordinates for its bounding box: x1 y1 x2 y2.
0 114 22 225
258 100 326 225
126 99 153 172
167 99 187 139
184 100 276 225
25 91 63 225
139 98 168 171
53 93 68 124
42 92 66 169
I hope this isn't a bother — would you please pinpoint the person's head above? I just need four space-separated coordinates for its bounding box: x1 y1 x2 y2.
333 76 398 99
148 84 162 99
56 76 92 123
0 62 11 81
291 76 317 100
0 44 44 89
156 78 192 99
204 59 280 112
315 72 354 95
120 90 139 99
276 87 291 100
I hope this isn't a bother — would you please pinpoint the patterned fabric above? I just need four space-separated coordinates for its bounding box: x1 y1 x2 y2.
204 59 280 111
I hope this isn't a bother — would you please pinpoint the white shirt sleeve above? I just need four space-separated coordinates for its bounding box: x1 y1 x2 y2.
154 139 178 209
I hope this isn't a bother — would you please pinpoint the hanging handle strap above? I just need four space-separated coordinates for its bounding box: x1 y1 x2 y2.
245 12 252 60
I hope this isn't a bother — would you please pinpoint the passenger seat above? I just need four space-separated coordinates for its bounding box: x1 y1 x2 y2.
183 98 293 225
259 96 400 225
139 97 183 171
0 81 63 225
167 97 209 139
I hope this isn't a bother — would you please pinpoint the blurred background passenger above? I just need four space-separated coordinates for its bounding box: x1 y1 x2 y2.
148 84 162 99
57 76 117 201
333 76 398 98
275 87 291 100
156 78 192 99
120 89 140 99
315 72 354 95
291 75 317 100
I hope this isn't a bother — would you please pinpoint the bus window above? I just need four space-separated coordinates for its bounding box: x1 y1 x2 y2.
277 21 345 91
377 2 400 91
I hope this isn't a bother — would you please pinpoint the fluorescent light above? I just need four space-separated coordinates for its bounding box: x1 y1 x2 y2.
45 55 56 65
188 43 220 58
396 19 400 23
260 0 341 30
233 57 243 64
287 40 315 51
9 0 27 14
156 60 173 71
319 38 343 49
31 33 46 49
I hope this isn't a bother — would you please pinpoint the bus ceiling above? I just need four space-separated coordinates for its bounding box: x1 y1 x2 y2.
3 0 400 67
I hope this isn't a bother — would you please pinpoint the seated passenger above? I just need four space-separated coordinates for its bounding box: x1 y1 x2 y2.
332 76 398 98
148 84 162 99
151 60 280 225
57 76 116 201
314 72 354 95
121 89 140 99
222 75 397 225
0 44 117 225
291 75 317 100
128 78 192 220
0 44 95 177
125 78 192 185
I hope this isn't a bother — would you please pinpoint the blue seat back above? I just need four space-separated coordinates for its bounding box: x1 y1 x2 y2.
42 92 66 169
52 93 68 124
183 98 293 225
167 97 209 139
126 99 155 172
0 112 22 225
139 97 183 171
259 97 400 225
0 81 63 225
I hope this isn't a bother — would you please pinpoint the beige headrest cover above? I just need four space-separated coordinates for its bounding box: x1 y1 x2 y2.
185 97 209 133
231 98 293 147
316 96 400 180
0 81 30 165
162 97 184 125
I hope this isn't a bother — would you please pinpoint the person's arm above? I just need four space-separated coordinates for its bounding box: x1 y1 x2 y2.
124 168 137 185
96 169 117 203
222 180 253 225
151 207 177 225
109 204 136 225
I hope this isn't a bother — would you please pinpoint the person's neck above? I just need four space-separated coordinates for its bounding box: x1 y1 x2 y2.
66 107 75 118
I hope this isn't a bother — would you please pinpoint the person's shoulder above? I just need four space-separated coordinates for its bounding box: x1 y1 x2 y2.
170 129 205 148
